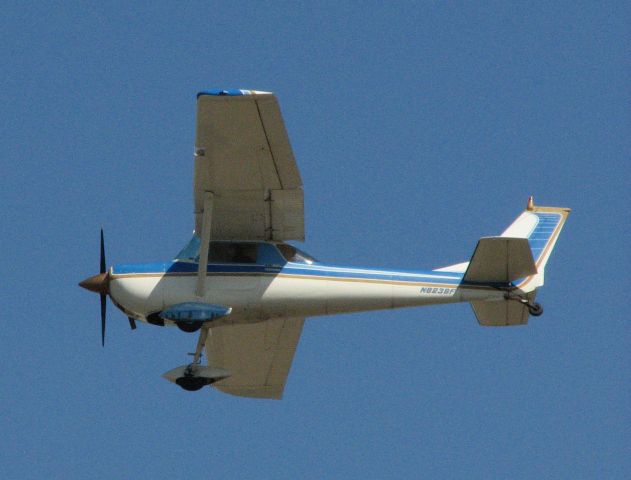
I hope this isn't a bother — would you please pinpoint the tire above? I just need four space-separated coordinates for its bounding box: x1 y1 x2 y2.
176 321 202 333
528 303 543 317
176 376 207 391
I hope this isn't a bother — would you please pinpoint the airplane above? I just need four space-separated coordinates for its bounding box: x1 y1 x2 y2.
79 89 570 399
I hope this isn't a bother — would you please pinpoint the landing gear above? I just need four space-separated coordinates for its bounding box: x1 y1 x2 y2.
176 321 202 333
527 302 543 316
505 293 543 317
176 375 207 391
162 326 231 390
175 327 211 392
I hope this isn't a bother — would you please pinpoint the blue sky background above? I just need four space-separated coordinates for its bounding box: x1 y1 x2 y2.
2 2 629 478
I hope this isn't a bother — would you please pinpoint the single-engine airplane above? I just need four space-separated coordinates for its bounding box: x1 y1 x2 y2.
80 89 570 399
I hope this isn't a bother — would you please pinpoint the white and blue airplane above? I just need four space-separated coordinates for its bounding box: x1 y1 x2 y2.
79 89 570 399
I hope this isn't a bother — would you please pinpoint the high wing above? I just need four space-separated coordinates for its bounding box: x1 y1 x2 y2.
206 317 305 399
193 89 304 241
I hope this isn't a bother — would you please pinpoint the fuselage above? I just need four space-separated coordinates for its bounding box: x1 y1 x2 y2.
108 240 503 327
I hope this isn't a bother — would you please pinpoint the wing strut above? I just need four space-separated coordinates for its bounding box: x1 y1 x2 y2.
192 326 210 364
196 191 214 297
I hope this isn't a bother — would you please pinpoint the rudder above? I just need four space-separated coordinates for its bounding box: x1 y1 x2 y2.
500 196 571 292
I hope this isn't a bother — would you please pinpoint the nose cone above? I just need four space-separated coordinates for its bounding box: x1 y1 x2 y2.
79 272 110 294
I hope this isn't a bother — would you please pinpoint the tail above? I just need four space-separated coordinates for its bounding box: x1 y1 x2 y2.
497 196 571 293
434 197 571 326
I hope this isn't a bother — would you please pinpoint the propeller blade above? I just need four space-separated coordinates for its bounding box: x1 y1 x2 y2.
100 229 107 346
100 229 106 274
100 293 106 346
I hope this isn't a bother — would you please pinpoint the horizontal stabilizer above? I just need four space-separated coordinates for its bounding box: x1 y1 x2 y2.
433 261 469 273
463 237 536 284
471 294 536 326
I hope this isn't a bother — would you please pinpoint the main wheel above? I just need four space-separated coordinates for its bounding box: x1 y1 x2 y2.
176 321 202 333
176 376 207 391
528 303 543 316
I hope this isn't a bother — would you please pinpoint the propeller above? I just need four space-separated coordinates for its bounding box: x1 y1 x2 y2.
99 229 106 345
79 229 110 346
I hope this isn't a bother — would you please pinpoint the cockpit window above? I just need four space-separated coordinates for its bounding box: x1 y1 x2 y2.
175 237 312 265
175 237 258 264
277 244 317 264
209 242 258 264
175 235 201 261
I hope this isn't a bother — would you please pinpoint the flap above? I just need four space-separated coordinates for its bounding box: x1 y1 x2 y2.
271 188 305 241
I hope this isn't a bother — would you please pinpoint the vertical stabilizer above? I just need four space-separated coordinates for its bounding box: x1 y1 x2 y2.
500 197 570 292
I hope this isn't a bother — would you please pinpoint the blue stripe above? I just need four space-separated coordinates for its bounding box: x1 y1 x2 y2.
112 261 464 285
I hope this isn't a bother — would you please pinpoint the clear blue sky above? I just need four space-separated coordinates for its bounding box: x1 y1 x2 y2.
2 2 629 478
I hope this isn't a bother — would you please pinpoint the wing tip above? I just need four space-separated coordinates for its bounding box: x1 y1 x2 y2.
212 384 284 400
197 89 273 98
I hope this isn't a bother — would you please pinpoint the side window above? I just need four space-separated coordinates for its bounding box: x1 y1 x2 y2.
208 242 258 264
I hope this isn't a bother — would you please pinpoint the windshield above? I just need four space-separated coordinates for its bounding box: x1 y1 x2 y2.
277 243 317 264
174 235 201 261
